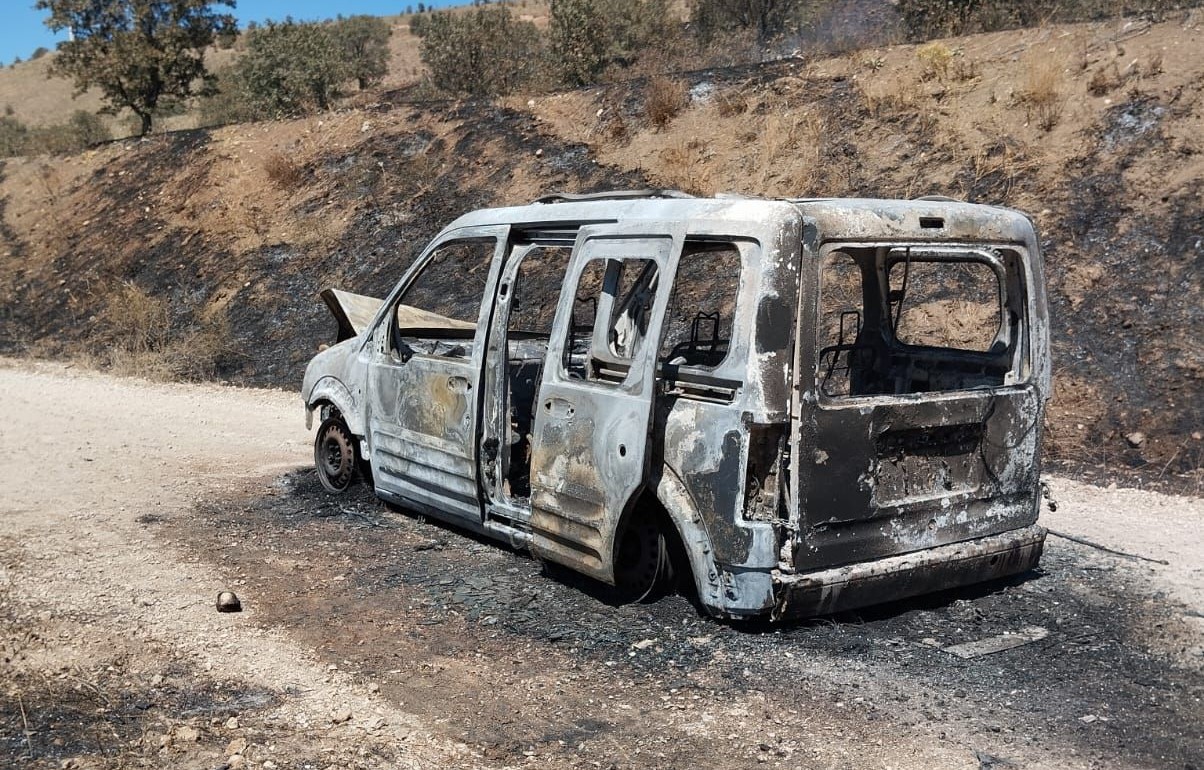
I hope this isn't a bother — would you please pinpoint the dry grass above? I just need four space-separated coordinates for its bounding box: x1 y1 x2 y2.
657 138 715 196
1016 54 1066 132
1087 62 1123 96
714 90 750 118
644 76 689 131
101 282 233 381
917 42 954 81
858 74 922 117
263 152 305 190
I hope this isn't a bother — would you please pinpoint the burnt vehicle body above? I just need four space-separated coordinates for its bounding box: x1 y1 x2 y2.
302 192 1050 620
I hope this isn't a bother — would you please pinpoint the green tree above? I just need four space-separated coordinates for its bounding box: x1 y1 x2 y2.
233 20 350 116
36 0 237 136
549 0 673 86
413 7 542 96
332 15 392 90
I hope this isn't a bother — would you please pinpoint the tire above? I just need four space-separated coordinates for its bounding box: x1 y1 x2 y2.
613 514 676 603
314 416 357 493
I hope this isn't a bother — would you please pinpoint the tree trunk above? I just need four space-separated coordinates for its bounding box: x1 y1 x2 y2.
137 111 153 137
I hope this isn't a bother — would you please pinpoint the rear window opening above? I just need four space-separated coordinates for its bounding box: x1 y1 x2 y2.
818 245 1028 398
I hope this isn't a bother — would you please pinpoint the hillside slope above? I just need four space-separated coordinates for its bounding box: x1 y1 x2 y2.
0 15 1200 487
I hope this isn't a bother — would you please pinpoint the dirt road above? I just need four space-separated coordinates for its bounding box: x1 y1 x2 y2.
1 360 1201 770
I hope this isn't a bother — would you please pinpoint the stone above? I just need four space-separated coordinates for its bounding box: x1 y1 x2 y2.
1124 431 1146 447
216 591 242 613
332 708 352 724
225 716 240 730
367 683 380 694
227 737 248 755
176 725 200 742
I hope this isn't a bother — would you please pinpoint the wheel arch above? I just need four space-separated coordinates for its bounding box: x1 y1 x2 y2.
641 464 725 613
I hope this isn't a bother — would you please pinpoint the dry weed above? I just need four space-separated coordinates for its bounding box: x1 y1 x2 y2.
658 138 714 196
1143 52 1163 78
755 107 825 193
859 75 921 118
263 152 304 190
917 42 953 81
105 281 170 356
714 90 749 118
644 77 689 130
1016 55 1065 132
1087 63 1122 96
101 282 234 381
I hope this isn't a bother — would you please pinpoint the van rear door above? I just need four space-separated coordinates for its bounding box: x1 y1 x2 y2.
795 241 1044 569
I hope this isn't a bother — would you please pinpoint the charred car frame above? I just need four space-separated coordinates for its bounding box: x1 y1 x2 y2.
302 191 1051 620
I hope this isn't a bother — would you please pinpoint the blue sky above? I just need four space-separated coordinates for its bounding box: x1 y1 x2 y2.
1 1 460 64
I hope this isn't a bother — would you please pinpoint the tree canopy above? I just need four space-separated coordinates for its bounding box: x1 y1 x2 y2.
37 0 237 136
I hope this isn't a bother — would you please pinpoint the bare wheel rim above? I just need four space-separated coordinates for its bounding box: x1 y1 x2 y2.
614 517 671 602
315 418 355 493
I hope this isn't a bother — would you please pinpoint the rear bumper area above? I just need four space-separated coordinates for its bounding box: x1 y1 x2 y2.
772 524 1046 619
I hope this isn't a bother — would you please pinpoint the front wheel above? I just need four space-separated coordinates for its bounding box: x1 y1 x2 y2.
314 416 357 493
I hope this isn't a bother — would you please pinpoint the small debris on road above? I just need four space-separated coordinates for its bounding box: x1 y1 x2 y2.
942 627 1049 659
216 591 242 613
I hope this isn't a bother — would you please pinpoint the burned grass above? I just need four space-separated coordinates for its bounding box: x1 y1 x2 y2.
164 470 1204 769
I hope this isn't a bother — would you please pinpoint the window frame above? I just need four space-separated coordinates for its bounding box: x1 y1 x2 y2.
369 228 507 362
815 242 1031 404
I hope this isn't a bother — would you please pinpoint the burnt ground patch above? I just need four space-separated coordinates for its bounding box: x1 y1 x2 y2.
1043 92 1204 486
0 591 279 770
0 663 276 769
169 470 1204 769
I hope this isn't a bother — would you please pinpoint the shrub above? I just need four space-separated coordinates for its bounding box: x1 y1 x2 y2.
0 116 29 157
644 76 688 129
1016 55 1064 132
195 67 260 126
691 0 810 45
233 20 351 117
414 7 542 96
896 0 1193 40
916 42 953 80
263 151 304 189
3 111 111 156
30 46 49 60
101 281 234 380
549 0 674 86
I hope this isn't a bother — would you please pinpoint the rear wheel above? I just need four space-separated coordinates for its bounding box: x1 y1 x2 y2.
613 515 675 603
314 416 357 493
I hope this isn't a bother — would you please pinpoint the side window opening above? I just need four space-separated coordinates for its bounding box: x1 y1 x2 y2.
392 238 495 359
564 257 659 385
818 246 1024 398
659 241 742 370
508 244 574 338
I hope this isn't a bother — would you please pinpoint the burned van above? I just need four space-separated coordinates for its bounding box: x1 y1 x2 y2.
302 191 1050 620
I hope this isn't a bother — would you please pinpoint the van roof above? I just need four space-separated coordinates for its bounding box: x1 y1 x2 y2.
439 192 1035 245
